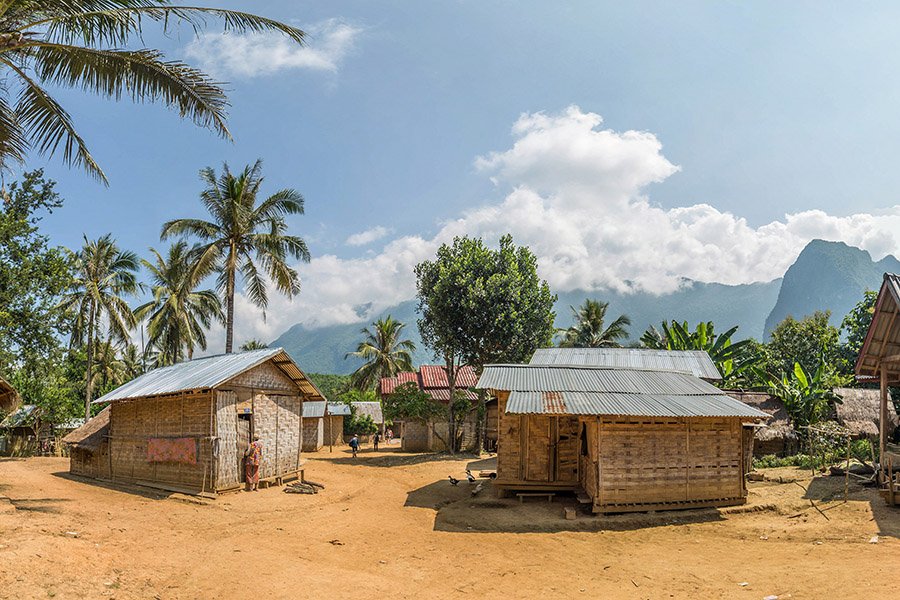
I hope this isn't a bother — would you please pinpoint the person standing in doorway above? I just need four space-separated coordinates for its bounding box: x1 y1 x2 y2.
349 434 360 458
245 435 263 491
373 431 381 452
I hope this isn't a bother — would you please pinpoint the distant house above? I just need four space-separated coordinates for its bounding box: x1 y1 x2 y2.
63 348 325 495
0 404 41 456
477 363 768 513
300 401 346 451
380 365 483 452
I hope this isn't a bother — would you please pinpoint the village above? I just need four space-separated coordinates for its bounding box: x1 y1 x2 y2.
2 3 900 599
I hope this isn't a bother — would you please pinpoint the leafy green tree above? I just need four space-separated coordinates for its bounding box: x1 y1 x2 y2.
161 160 310 354
839 290 878 375
0 170 72 373
560 299 630 348
59 234 138 419
135 241 222 364
90 338 124 396
768 359 845 433
767 311 842 376
239 339 268 351
345 316 416 390
382 382 470 450
307 373 351 402
0 3 304 181
415 234 556 452
641 320 762 387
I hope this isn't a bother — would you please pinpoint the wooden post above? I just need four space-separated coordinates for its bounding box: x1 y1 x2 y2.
844 434 850 502
880 367 888 471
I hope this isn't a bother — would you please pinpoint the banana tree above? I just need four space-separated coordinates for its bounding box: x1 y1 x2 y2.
768 360 843 431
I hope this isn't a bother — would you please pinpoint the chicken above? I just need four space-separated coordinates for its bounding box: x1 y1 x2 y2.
448 475 460 486
471 482 484 496
466 469 476 484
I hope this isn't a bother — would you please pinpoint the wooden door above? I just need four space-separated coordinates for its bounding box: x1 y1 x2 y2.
236 416 250 483
525 415 551 481
556 417 580 483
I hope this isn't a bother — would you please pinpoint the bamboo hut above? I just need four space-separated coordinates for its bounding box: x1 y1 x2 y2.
300 401 345 451
0 375 20 413
725 391 798 457
833 387 898 438
855 273 900 505
379 365 483 451
476 364 768 513
0 404 41 456
78 348 325 495
63 407 111 478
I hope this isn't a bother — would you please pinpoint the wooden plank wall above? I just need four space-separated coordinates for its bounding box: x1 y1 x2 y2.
596 417 743 508
495 392 522 480
580 419 599 501
109 393 214 492
556 416 580 483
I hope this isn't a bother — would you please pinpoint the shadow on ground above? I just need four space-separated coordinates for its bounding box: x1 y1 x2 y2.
311 449 480 469
405 478 726 533
2 496 72 514
51 471 175 501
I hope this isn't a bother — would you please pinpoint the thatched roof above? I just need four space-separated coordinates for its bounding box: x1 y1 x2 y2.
725 391 796 442
0 375 20 413
62 407 109 451
834 387 899 436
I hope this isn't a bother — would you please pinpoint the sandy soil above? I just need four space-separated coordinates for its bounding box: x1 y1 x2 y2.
0 446 897 600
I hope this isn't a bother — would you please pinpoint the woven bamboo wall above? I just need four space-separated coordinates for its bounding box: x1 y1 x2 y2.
69 444 110 479
109 393 214 492
324 416 343 447
302 416 323 452
215 390 240 489
485 400 499 442
596 417 744 509
401 420 429 451
247 392 302 480
227 361 296 391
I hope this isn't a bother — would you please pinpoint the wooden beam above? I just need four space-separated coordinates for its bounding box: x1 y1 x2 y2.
880 368 889 469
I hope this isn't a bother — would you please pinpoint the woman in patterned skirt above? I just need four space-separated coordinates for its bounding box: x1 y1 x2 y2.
244 435 263 491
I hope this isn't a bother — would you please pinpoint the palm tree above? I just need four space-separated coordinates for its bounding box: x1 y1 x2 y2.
59 234 138 419
161 160 310 353
240 339 268 351
120 342 143 381
90 338 125 394
346 316 416 390
0 3 304 181
559 299 631 348
134 241 223 364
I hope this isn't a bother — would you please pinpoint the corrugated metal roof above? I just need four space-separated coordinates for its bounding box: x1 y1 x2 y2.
303 401 327 418
327 402 352 417
477 364 768 419
93 348 325 404
505 391 768 418
0 404 38 428
530 348 722 380
855 273 900 381
477 364 722 395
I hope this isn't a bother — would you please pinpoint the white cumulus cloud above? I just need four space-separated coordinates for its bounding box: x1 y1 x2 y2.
345 226 392 246
185 19 362 78
215 106 900 346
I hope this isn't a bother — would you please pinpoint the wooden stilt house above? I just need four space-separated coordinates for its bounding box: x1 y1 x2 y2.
855 273 900 506
476 363 768 513
72 348 325 495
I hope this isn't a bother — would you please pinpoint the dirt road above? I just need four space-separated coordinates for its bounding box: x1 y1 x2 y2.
0 449 897 599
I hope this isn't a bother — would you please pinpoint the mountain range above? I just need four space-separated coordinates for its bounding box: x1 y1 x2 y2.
271 239 896 374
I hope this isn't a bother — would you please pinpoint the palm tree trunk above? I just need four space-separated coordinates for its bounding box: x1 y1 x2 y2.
84 302 96 421
225 264 235 354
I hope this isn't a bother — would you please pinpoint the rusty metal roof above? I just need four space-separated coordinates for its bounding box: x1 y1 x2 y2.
93 348 325 404
477 364 768 418
530 348 721 379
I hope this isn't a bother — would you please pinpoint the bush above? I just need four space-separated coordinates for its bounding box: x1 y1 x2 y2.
346 413 378 436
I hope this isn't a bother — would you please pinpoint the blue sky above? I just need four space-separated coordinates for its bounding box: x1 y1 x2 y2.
27 1 900 345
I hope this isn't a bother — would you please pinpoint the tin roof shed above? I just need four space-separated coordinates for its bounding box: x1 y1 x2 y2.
530 348 722 380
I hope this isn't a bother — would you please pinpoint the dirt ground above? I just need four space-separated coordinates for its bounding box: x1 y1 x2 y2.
1 446 897 600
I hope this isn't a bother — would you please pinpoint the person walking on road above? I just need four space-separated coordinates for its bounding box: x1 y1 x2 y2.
373 431 381 452
349 434 360 458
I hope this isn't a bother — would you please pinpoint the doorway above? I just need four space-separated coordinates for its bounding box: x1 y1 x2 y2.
237 414 252 482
